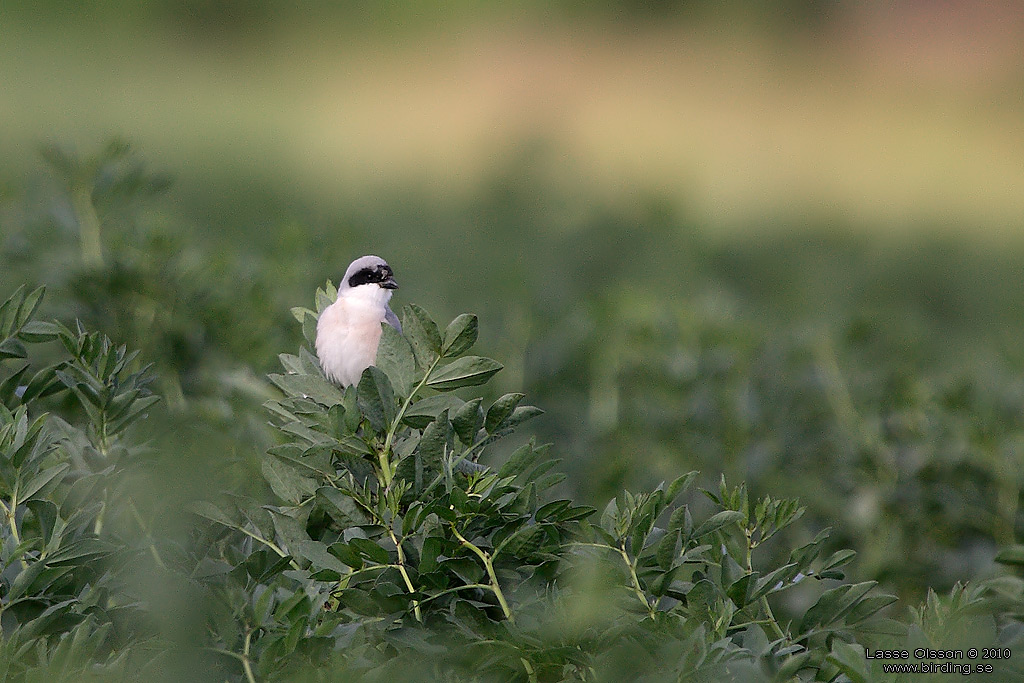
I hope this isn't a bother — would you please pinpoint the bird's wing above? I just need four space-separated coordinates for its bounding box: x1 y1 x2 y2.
384 306 402 332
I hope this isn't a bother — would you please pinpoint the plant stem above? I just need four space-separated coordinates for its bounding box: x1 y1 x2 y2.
380 355 441 488
242 628 257 683
332 565 396 596
745 529 754 573
389 528 422 622
0 496 28 571
93 499 105 535
127 497 167 570
421 435 488 497
745 528 786 640
760 595 787 641
618 543 656 619
73 186 104 269
412 583 492 609
451 525 514 624
237 527 300 570
521 657 538 683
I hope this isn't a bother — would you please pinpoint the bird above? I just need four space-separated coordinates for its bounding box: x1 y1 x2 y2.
316 255 401 386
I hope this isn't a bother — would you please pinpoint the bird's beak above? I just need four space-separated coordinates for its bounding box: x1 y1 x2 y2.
381 277 399 290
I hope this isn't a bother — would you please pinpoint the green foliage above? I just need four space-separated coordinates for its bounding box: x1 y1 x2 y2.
182 291 913 681
5 142 1024 679
0 285 164 680
528 279 1024 605
4 276 1024 680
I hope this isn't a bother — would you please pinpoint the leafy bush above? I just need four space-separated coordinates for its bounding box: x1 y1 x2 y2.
4 278 1024 680
185 286 907 681
0 285 163 680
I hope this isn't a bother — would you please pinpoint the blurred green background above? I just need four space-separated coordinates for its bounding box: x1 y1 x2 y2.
3 0 1024 610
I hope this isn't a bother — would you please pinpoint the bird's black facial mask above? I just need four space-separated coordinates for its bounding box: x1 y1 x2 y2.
348 265 398 290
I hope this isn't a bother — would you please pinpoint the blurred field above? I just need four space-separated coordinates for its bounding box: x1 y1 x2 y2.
3 0 1024 628
3 3 1023 237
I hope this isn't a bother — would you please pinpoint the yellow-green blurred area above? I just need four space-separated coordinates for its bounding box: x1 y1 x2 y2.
4 0 1024 608
5 1 1024 234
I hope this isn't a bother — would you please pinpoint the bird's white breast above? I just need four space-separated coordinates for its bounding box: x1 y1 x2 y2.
315 287 392 387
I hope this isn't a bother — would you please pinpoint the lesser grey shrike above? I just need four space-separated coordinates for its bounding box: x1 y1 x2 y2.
316 255 401 387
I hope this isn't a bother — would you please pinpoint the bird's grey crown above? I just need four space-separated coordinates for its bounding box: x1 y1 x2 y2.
342 255 393 289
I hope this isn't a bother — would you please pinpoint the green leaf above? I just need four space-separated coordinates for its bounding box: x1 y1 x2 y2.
995 545 1024 567
18 320 60 343
484 393 524 433
503 405 543 430
278 353 303 374
415 412 450 482
497 442 536 480
402 304 442 368
496 525 545 558
357 366 396 433
0 286 25 336
329 542 364 570
826 641 869 683
0 364 29 403
290 306 316 324
798 581 878 634
19 363 66 403
667 505 689 536
726 571 757 608
317 487 370 527
335 435 373 456
342 386 361 433
442 314 478 357
600 498 620 535
845 593 898 624
26 500 57 547
443 557 483 584
19 464 69 503
269 373 346 407
451 398 483 445
107 394 160 435
666 471 698 503
262 457 317 505
790 527 832 567
10 411 49 469
316 284 336 314
191 501 238 528
535 500 570 521
12 287 43 328
0 337 27 360
7 563 47 601
751 563 799 600
774 653 812 681
403 394 463 429
302 310 318 346
427 357 503 391
376 323 416 397
419 536 443 572
45 538 114 566
691 510 745 539
268 509 309 557
655 528 681 570
350 538 390 565
822 549 857 571
296 540 349 575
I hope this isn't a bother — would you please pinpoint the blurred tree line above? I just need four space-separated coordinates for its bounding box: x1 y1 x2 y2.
9 0 837 34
